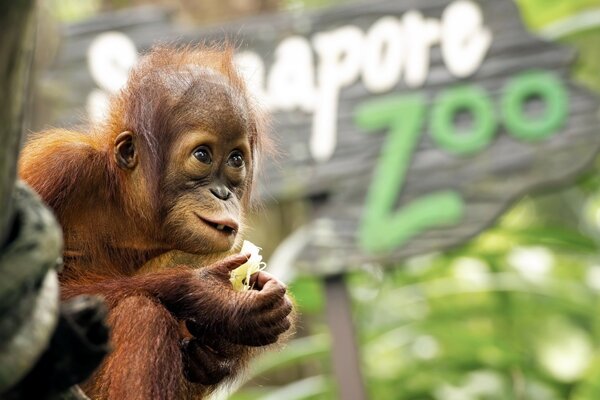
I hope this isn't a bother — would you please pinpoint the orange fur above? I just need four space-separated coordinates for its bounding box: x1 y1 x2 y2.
19 45 292 400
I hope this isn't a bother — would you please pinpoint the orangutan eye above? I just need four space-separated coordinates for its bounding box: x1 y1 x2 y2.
227 151 244 169
193 147 212 165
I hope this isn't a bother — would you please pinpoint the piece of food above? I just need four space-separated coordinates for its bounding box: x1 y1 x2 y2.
230 240 266 291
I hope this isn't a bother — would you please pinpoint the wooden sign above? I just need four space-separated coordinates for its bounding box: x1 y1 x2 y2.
43 0 600 270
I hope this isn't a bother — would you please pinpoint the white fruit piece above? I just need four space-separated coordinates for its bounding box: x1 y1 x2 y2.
230 240 267 291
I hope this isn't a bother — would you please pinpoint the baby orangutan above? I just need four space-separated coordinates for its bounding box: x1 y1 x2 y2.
19 46 293 399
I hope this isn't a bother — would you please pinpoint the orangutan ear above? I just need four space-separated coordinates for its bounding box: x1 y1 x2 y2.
114 131 137 170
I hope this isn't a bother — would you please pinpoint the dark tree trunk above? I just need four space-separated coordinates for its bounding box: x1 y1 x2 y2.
0 4 109 398
0 0 36 248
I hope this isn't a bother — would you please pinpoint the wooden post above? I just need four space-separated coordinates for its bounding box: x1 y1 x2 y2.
324 274 368 400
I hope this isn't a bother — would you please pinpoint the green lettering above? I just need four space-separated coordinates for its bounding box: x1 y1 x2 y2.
502 70 568 140
356 94 465 254
431 85 496 155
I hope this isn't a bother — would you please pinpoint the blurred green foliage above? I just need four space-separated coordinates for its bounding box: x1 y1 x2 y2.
517 0 600 29
565 28 600 93
44 0 100 21
232 1 600 399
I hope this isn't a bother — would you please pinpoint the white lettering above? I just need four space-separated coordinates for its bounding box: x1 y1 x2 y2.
234 51 270 107
362 17 405 93
87 31 137 93
268 36 316 112
87 32 137 122
86 89 110 124
403 11 441 88
85 0 493 161
312 26 364 162
441 0 492 78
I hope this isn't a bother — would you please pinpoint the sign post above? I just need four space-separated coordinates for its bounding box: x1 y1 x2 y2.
324 275 367 400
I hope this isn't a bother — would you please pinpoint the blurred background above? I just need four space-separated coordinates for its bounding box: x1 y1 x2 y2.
29 0 600 399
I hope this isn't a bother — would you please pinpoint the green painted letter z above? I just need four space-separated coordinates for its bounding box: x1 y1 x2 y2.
356 94 465 254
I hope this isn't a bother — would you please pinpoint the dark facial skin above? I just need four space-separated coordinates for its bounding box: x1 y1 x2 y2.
159 74 253 255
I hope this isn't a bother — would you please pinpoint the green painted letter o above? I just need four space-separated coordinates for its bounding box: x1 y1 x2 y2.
431 86 496 156
502 70 568 141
